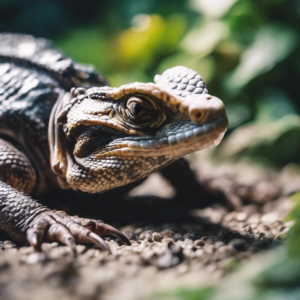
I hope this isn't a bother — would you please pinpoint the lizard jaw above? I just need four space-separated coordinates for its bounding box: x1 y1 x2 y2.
93 114 228 159
72 112 227 182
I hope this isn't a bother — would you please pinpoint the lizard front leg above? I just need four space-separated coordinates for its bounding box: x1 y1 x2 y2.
0 139 130 251
0 139 37 194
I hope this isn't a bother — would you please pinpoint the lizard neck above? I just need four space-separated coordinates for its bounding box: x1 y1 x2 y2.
48 91 74 190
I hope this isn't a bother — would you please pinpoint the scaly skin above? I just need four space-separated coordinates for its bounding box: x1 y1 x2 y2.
0 33 228 252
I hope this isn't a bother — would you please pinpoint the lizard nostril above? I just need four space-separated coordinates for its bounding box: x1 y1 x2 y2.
196 112 202 119
189 107 205 125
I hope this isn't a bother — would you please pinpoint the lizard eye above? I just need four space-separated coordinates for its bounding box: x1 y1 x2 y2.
126 96 156 122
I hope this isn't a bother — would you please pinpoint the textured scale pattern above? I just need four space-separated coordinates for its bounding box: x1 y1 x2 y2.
68 155 173 193
0 140 36 193
156 66 209 97
0 180 46 242
0 33 107 89
0 60 62 171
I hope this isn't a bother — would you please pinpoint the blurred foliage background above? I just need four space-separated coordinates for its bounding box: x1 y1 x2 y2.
1 0 300 168
1 1 300 299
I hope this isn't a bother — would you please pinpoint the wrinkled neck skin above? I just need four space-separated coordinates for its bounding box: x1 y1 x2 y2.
48 91 73 189
48 66 228 193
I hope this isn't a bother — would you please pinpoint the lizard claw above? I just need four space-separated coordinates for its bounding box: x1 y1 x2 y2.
27 228 41 251
84 232 111 252
69 216 131 246
26 210 129 253
96 223 131 246
27 220 49 251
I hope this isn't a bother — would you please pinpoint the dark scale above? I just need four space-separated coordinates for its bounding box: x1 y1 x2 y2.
0 34 106 195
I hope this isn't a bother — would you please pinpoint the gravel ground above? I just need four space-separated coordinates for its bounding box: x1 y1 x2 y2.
0 153 298 300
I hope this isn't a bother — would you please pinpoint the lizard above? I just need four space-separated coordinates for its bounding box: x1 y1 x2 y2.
0 33 228 252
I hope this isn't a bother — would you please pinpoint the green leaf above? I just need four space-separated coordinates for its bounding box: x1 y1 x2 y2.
288 192 300 221
217 114 300 166
226 23 298 91
150 287 214 300
181 20 229 57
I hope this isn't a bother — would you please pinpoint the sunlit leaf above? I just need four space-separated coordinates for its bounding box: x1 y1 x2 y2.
225 103 251 129
164 14 187 51
114 14 186 69
225 23 298 91
114 14 166 68
255 88 297 122
217 114 300 165
55 28 110 72
181 20 229 56
189 0 238 18
150 287 214 300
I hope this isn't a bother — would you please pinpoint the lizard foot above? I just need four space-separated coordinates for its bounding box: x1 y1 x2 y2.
26 210 130 253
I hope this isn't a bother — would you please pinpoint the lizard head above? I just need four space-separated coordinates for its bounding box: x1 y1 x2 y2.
50 66 228 193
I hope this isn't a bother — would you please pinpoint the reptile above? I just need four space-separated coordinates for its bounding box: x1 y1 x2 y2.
0 33 228 252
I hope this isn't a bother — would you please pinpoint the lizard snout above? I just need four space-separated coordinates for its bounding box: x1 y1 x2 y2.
184 94 226 125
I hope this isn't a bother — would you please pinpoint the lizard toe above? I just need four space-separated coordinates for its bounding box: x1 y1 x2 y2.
46 223 77 254
67 222 110 252
27 218 50 251
50 212 110 251
70 216 131 246
26 210 111 252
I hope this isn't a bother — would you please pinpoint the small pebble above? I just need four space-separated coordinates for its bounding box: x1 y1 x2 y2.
152 232 162 242
236 212 247 222
26 253 46 264
214 241 225 249
183 233 190 240
19 247 34 254
76 245 86 254
243 225 253 233
203 244 214 254
194 240 205 247
162 238 175 244
3 240 16 248
173 234 183 241
229 239 247 251
183 239 193 245
187 233 197 241
201 236 215 244
258 224 271 231
218 245 235 255
145 232 153 242
161 230 175 239
265 232 274 239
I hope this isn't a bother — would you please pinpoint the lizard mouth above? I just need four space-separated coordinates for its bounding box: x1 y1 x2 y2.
73 113 228 171
95 114 227 158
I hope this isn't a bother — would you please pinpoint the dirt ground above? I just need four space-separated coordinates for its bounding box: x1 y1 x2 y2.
0 151 299 300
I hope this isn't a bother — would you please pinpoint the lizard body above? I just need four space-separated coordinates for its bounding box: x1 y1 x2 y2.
0 33 228 251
